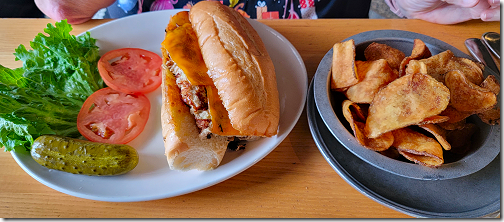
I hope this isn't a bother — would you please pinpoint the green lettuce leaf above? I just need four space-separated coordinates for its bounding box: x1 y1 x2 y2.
0 20 103 152
0 65 26 87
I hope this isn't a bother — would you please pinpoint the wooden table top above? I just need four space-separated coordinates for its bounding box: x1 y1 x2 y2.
0 17 499 218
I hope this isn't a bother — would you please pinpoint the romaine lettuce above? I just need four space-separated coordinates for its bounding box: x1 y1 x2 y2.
0 20 103 152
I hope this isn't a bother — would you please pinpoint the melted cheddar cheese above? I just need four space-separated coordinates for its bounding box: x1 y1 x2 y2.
162 11 213 86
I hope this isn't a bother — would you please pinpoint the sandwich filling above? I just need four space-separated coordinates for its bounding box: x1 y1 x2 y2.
165 58 212 136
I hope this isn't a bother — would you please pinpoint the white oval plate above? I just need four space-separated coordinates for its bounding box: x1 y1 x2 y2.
11 10 308 202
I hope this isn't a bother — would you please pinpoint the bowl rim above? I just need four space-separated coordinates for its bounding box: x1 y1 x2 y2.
313 29 501 180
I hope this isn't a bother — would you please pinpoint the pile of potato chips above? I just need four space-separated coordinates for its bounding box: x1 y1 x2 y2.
331 39 500 168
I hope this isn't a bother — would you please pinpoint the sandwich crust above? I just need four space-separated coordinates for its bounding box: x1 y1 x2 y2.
161 66 229 171
189 1 280 137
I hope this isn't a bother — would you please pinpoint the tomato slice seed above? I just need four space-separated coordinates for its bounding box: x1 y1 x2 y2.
86 122 115 139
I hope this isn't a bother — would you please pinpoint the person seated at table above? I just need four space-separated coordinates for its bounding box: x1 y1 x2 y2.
33 0 373 23
33 0 500 25
384 0 500 24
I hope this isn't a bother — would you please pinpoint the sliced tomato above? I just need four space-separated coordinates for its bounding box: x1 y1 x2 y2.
77 87 150 144
98 48 162 94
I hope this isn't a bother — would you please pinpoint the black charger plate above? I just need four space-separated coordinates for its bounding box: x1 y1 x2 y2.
307 80 500 218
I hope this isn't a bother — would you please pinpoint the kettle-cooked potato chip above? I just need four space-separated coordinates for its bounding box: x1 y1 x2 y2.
437 118 467 131
354 122 394 151
405 50 454 82
418 115 450 125
392 127 444 167
365 72 450 138
342 100 393 151
345 59 398 104
447 57 484 85
331 39 359 91
399 39 432 77
410 39 432 59
364 42 405 70
439 105 473 124
480 75 500 95
477 107 500 125
405 50 484 85
342 99 367 123
477 75 500 125
419 124 451 150
403 60 426 76
445 70 497 112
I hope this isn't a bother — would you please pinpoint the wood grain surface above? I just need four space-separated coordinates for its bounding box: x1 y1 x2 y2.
0 18 499 218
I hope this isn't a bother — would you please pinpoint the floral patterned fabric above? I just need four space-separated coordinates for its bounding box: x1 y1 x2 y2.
102 0 371 19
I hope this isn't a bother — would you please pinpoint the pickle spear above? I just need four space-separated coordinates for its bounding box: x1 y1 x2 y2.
31 135 139 176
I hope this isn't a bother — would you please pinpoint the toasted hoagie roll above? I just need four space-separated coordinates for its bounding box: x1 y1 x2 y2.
160 1 279 171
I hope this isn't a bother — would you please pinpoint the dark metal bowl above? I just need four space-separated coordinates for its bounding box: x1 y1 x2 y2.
313 30 501 180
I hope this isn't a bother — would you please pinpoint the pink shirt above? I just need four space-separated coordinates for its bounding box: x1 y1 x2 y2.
383 0 406 18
